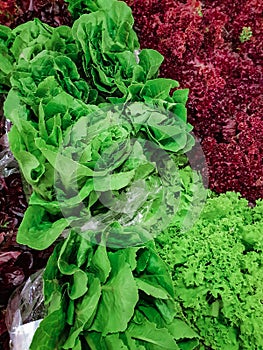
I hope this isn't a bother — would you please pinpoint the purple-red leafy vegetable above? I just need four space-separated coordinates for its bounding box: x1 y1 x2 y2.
0 0 71 28
126 0 263 202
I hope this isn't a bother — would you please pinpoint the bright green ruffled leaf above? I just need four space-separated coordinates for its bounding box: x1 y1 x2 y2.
91 245 111 283
30 308 66 350
141 79 179 100
69 269 88 300
17 206 68 250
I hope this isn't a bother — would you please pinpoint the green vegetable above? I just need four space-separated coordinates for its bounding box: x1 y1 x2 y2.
6 99 195 250
0 25 13 93
30 232 199 349
1 0 198 253
0 0 206 348
156 192 263 349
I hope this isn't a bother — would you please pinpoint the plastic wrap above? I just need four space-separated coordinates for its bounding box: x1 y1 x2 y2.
0 119 19 178
5 270 45 350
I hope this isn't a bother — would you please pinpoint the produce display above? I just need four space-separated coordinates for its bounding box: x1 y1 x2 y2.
0 1 72 346
0 0 262 349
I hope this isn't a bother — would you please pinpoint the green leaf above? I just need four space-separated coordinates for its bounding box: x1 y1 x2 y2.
91 251 139 334
29 192 60 215
116 51 137 76
43 242 63 305
16 150 45 184
58 232 81 275
103 334 129 349
94 170 135 191
91 245 111 283
143 251 175 298
69 269 88 300
174 103 187 122
34 138 94 190
66 0 114 20
0 53 13 75
155 299 177 325
136 279 169 299
30 308 66 350
72 338 82 350
136 248 151 273
167 319 199 340
17 206 68 250
139 49 164 80
63 276 101 349
177 339 200 350
128 319 179 349
85 332 129 350
124 247 140 271
141 79 179 100
172 89 189 105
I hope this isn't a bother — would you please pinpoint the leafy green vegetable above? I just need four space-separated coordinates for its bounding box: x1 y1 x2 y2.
156 192 263 349
6 99 195 250
31 232 198 349
90 250 139 335
1 0 198 251
64 0 115 20
127 319 179 349
0 1 205 349
17 205 68 249
30 308 67 350
0 25 14 92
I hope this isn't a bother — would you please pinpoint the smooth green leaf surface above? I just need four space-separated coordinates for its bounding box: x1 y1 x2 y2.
91 253 139 334
128 319 178 349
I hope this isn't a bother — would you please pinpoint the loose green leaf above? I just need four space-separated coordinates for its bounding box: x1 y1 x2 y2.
91 252 139 334
128 319 179 349
17 206 68 250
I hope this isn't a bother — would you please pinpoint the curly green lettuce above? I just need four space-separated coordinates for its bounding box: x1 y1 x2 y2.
156 192 263 349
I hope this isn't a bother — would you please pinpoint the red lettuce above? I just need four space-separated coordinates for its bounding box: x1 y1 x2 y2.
0 0 71 28
126 0 263 202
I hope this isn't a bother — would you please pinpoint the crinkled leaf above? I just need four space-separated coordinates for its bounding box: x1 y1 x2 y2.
17 206 68 250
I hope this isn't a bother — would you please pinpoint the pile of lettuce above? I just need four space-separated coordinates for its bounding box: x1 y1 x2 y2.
125 0 263 203
0 0 206 349
1 0 207 251
31 232 200 349
156 192 263 349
